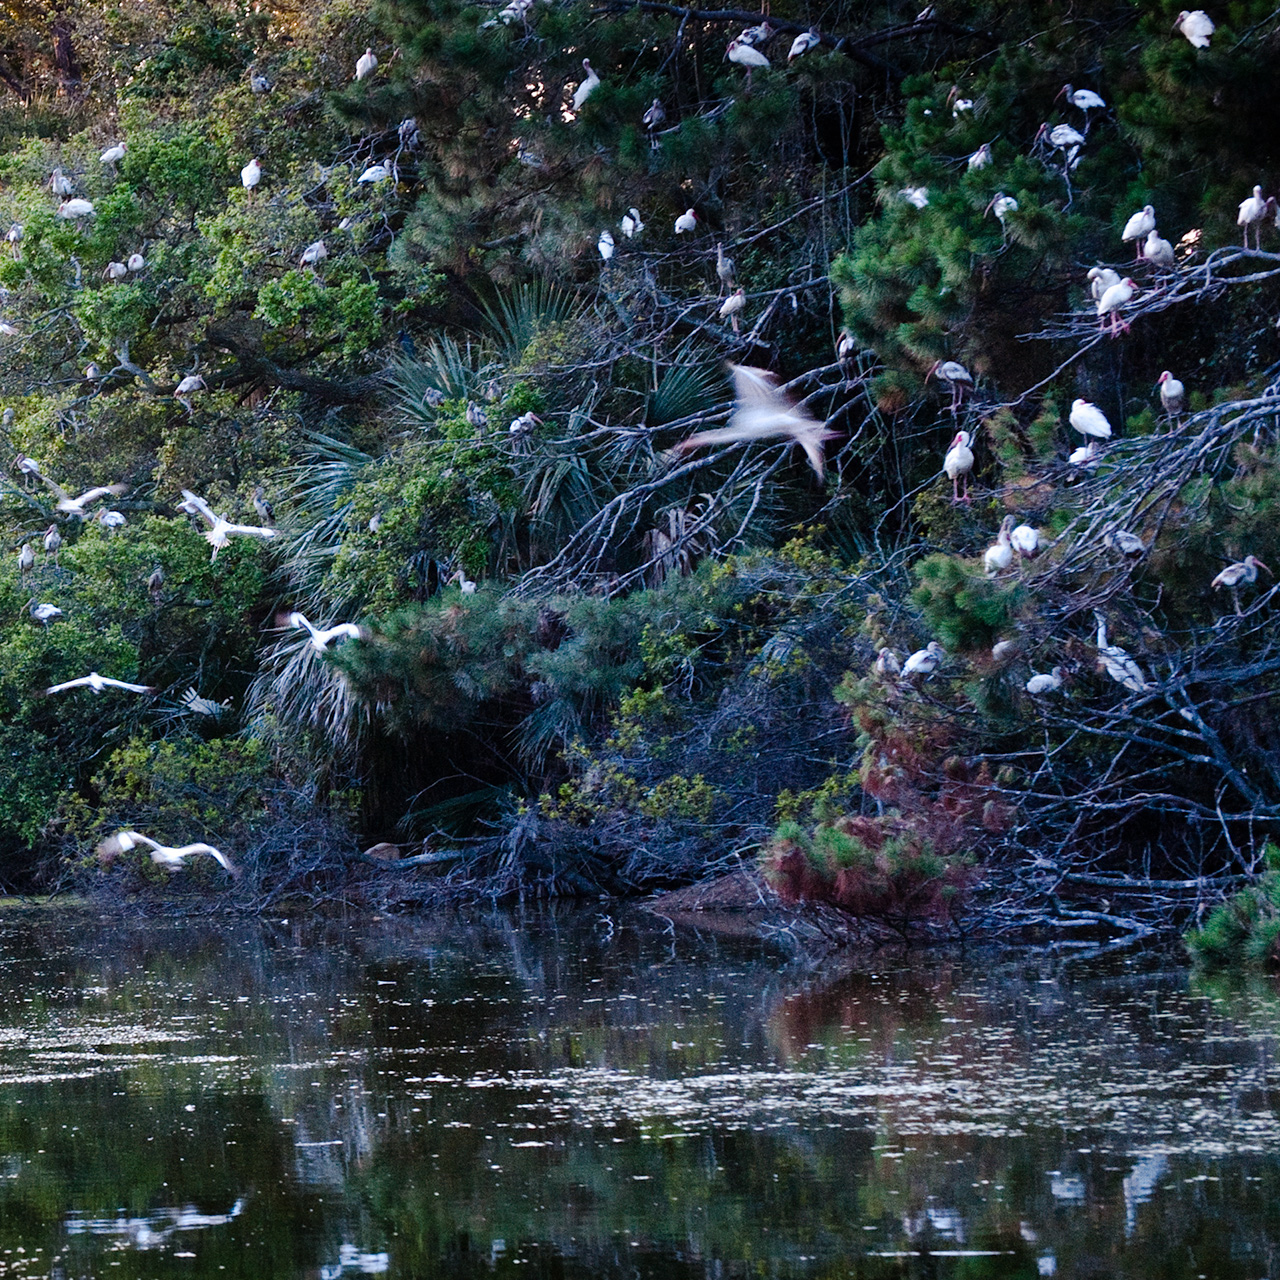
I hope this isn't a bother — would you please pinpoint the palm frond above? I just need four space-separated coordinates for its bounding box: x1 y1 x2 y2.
394 338 500 428
479 280 583 365
646 351 724 427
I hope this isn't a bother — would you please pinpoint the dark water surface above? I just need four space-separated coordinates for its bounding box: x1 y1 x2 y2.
0 907 1276 1279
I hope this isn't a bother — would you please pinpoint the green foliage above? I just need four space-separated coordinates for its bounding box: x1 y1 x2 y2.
1186 846 1280 969
912 554 1019 651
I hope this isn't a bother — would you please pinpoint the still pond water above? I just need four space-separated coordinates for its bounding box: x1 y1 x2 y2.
0 907 1276 1279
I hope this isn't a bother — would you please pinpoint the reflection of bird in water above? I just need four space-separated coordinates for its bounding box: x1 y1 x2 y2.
320 1243 390 1279
1122 1152 1167 1236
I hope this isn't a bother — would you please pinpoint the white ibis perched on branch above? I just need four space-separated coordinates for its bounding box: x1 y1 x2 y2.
1087 266 1120 300
300 239 328 267
28 601 62 625
43 524 61 562
716 243 735 289
5 223 20 258
288 611 365 651
673 364 837 481
56 198 95 221
1238 186 1268 248
127 252 145 271
1069 441 1099 467
719 288 746 332
509 411 541 436
1025 667 1065 694
726 38 769 86
737 20 773 44
1037 122 1084 168
944 430 974 503
1121 205 1155 257
983 515 1015 575
49 168 73 196
1093 612 1153 692
674 208 698 234
620 208 643 238
358 162 391 183
1212 555 1271 613
597 229 615 260
836 330 857 365
1174 9 1214 46
643 98 665 146
928 360 972 413
902 641 946 679
466 401 488 430
45 672 153 696
103 261 127 280
1070 398 1112 440
1096 277 1136 336
179 489 279 561
1141 228 1175 268
100 142 126 166
1157 370 1185 416
240 157 261 196
788 27 820 60
1106 528 1147 556
899 186 929 209
572 59 600 110
1057 84 1106 116
449 569 477 594
17 543 33 577
355 47 378 80
874 647 901 679
986 193 1018 232
968 142 992 170
1011 524 1041 559
175 373 206 412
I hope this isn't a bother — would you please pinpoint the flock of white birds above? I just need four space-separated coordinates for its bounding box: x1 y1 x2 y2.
1 13 1264 873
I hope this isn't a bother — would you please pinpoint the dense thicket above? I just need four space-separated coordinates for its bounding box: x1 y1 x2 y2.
0 0 1278 935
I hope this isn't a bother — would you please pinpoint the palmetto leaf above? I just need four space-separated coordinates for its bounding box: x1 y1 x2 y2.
479 279 583 365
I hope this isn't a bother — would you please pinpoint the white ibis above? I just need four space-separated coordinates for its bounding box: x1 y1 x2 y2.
902 641 946 679
967 142 992 170
1093 612 1153 692
1058 84 1106 115
358 162 391 183
33 472 127 517
449 568 478 594
104 261 127 280
240 157 261 194
788 27 820 60
45 672 153 696
718 288 746 332
1087 266 1121 300
250 69 272 93
643 98 666 145
597 229 615 261
1157 370 1185 416
572 59 599 111
620 208 644 238
986 192 1018 228
28 601 62 625
675 208 698 234
1238 185 1268 248
715 243 735 289
466 401 488 429
1121 205 1156 256
928 359 973 412
874 647 901 678
1070 398 1112 439
950 94 974 117
0 321 19 337
1096 277 1136 336
944 429 974 503
1011 524 1041 558
836 330 857 364
899 186 930 209
1025 667 1065 694
299 239 328 267
1068 441 1100 467
56 198 95 220
43 524 61 561
179 489 279 561
1142 228 1175 267
1037 122 1084 167
1212 556 1271 614
398 116 419 146
97 510 125 530
726 38 770 86
147 563 165 597
127 252 145 271
84 362 101 380
180 687 231 718
17 543 34 577
983 515 1015 575
100 142 126 166
673 363 837 481
1174 10 1214 47
109 830 238 875
288 611 365 651
991 638 1019 663
5 223 20 258
1106 528 1147 556
175 373 206 412
737 20 774 44
355 47 378 80
253 486 275 526
49 168 74 196
509 411 541 435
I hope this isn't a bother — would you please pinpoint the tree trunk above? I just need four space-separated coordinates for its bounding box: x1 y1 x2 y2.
50 5 82 98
